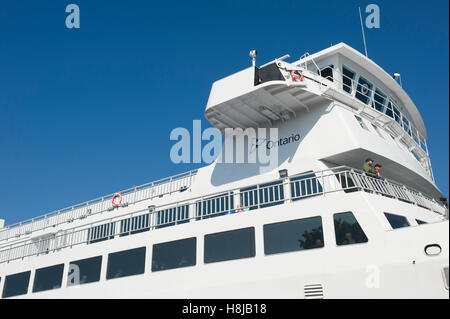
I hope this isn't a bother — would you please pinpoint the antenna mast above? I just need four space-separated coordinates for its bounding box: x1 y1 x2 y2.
358 7 368 58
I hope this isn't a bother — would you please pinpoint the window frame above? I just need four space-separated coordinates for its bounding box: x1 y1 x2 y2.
355 75 374 105
333 211 369 246
384 212 410 230
106 246 146 280
151 237 197 272
263 216 325 255
373 88 387 113
204 227 256 264
32 263 65 293
342 65 356 94
67 255 103 287
2 271 31 299
354 115 369 131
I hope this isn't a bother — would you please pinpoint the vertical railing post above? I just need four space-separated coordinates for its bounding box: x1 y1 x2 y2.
283 177 291 203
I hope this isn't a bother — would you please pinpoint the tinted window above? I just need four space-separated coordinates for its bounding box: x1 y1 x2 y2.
334 212 368 245
416 219 427 225
384 213 410 229
372 124 384 139
204 227 255 263
355 115 369 130
264 217 324 255
2 271 31 298
33 264 64 293
319 65 333 82
152 237 196 272
106 247 146 280
342 66 355 93
393 104 401 124
373 88 387 112
68 256 102 286
355 76 373 104
385 102 394 118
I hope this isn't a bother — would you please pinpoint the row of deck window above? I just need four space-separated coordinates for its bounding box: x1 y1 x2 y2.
1 211 366 298
0 210 427 298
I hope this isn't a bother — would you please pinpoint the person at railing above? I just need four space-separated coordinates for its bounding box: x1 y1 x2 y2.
374 164 383 179
362 158 376 176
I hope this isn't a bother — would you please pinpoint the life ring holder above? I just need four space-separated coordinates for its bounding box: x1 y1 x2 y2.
290 70 304 82
112 192 123 208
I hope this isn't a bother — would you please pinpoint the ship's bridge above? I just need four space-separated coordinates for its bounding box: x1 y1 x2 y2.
205 43 435 184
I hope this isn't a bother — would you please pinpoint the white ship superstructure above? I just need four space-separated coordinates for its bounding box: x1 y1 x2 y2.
0 43 448 299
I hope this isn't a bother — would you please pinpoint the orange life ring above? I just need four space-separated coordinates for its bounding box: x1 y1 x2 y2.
112 192 122 208
290 70 304 82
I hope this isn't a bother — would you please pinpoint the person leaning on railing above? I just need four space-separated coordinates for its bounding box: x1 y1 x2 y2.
374 164 384 179
362 158 376 176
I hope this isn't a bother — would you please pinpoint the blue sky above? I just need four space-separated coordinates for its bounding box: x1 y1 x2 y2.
0 0 448 225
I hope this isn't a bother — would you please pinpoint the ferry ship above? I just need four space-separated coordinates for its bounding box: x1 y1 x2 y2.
0 43 448 299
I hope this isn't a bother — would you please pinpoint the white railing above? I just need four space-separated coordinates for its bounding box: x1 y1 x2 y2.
298 64 433 178
0 170 197 242
0 166 446 264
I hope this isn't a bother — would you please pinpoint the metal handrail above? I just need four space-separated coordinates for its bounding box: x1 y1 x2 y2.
0 169 198 241
297 65 433 178
313 66 427 150
0 165 446 264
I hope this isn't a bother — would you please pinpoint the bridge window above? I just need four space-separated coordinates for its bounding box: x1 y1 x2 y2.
204 227 255 263
416 219 427 225
384 212 410 229
152 237 196 272
33 264 64 293
342 66 355 94
67 256 102 286
290 171 323 200
385 101 394 118
2 271 31 298
106 247 146 280
392 103 402 125
263 216 324 255
334 212 368 245
402 116 412 136
355 76 373 104
372 124 384 139
354 115 369 130
373 88 387 112
319 65 334 82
